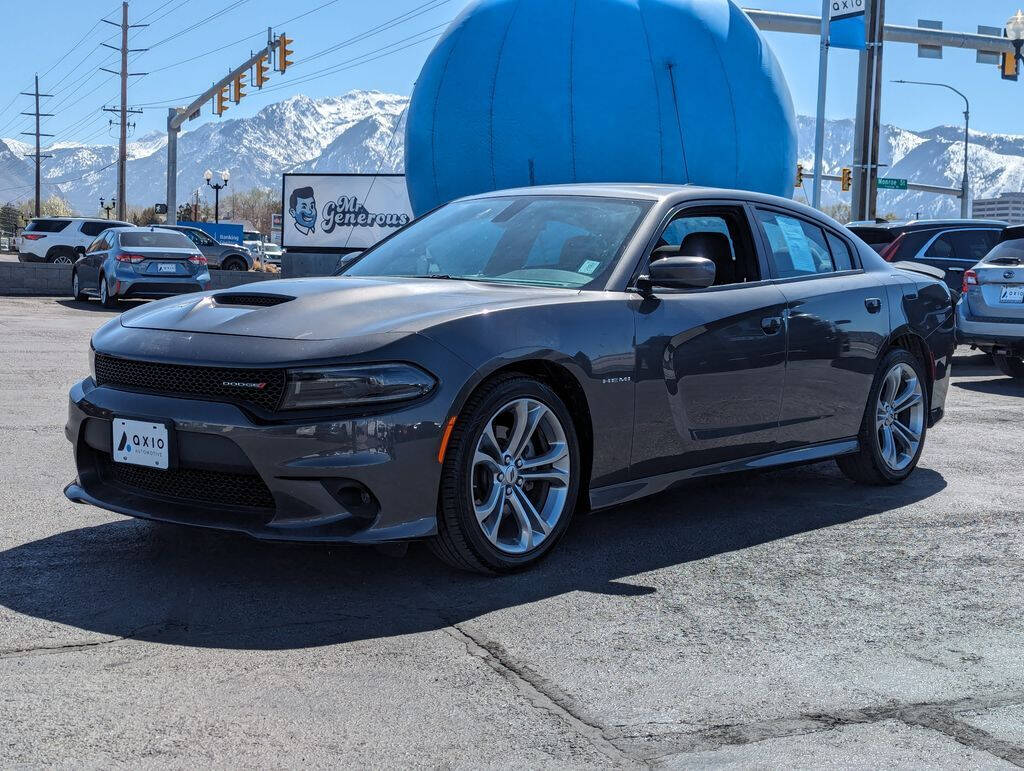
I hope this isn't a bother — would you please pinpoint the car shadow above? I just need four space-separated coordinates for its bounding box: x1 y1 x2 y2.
55 299 147 313
954 378 1023 396
0 464 947 651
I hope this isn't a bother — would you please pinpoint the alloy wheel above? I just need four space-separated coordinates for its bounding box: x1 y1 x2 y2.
53 255 73 265
875 361 924 472
470 398 571 555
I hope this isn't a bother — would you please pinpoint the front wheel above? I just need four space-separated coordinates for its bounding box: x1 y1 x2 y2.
222 256 247 271
430 376 581 574
837 349 928 485
71 270 87 301
993 353 1024 380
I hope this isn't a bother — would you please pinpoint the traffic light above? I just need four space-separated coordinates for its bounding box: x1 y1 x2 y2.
840 167 852 192
255 54 270 88
215 85 229 116
1002 51 1019 81
278 34 294 73
795 163 804 188
232 72 247 104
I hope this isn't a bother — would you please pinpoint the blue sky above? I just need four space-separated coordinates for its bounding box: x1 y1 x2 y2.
1 0 1019 146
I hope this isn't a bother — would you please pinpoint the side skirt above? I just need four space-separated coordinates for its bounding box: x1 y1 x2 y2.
588 439 859 511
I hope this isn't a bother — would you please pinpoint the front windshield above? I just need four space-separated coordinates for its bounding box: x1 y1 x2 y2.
344 196 651 289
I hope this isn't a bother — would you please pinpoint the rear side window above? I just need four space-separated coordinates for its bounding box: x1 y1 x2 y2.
25 219 70 233
756 210 835 278
825 232 855 271
80 221 112 237
120 231 194 249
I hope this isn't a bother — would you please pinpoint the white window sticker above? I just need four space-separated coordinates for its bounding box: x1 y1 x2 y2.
776 216 817 273
578 259 601 275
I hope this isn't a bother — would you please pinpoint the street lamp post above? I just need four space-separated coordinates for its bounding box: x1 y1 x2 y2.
892 80 970 218
204 169 230 223
99 197 116 219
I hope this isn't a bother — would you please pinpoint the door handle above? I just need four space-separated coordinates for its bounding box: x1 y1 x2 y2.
864 298 882 314
946 267 964 273
761 316 783 334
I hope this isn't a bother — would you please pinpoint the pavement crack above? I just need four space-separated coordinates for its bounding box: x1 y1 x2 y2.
0 623 166 659
614 692 1024 766
445 621 638 767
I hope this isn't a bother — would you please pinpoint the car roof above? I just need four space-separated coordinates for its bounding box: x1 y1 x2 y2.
458 183 835 220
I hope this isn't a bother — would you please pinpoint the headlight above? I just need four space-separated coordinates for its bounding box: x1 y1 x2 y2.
280 363 436 410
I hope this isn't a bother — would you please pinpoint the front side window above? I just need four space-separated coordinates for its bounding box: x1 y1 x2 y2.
345 196 651 289
947 230 999 262
756 210 835 278
653 209 760 286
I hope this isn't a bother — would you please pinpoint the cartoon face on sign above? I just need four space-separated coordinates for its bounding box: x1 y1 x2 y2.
288 186 317 236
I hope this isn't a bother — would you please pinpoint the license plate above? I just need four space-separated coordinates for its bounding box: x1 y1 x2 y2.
1000 285 1024 303
157 262 177 273
112 419 169 469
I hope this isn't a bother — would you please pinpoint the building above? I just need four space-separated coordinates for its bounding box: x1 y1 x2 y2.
972 192 1024 224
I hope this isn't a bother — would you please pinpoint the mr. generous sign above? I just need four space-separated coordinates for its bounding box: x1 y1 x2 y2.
321 195 411 234
282 173 414 250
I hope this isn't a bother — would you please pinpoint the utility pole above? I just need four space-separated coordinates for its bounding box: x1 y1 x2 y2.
811 0 830 210
19 75 53 218
101 2 146 221
851 0 886 222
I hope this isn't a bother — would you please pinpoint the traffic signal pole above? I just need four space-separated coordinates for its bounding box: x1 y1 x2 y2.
165 33 284 225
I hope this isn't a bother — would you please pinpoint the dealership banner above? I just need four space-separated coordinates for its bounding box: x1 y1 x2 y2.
281 173 413 250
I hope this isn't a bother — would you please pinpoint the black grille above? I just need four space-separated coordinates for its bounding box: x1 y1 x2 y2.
94 354 285 412
100 455 275 510
213 293 293 307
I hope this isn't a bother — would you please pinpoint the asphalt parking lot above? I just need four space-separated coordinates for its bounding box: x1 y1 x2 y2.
1 295 1023 768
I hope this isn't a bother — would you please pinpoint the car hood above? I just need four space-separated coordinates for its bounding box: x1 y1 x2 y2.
119 276 576 341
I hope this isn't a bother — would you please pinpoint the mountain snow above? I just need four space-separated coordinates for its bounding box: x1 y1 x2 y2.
2 89 1022 220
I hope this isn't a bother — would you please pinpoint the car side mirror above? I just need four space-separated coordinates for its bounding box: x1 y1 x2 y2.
642 255 716 290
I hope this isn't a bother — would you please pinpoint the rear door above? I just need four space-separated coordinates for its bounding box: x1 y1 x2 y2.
753 207 889 448
79 234 110 289
914 228 1001 293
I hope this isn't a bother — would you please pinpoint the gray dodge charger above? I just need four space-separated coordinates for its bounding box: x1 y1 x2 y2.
65 185 956 573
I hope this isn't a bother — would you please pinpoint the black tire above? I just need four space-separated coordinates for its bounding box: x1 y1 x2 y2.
221 256 247 271
837 348 928 485
46 247 75 265
99 274 119 308
993 353 1024 379
71 270 87 301
430 375 582 574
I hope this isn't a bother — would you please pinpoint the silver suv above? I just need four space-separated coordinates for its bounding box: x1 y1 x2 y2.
155 225 253 271
956 230 1024 379
18 217 133 263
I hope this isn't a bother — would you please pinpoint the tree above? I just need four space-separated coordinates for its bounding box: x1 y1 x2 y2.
821 203 851 224
0 202 21 234
18 195 73 220
128 206 159 226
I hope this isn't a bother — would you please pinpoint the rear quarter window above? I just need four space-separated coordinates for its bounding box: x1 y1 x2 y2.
25 219 70 233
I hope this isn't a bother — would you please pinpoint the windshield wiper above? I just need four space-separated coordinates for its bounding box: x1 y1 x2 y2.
402 274 477 281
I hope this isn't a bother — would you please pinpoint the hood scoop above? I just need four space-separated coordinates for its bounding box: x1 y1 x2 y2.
213 292 295 307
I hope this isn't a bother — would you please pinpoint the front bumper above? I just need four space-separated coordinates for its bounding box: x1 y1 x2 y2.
955 300 1024 354
64 377 444 543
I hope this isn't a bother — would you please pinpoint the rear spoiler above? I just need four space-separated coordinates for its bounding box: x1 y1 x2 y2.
892 261 945 281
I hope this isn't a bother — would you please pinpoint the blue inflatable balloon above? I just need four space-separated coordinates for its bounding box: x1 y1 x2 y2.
405 0 797 215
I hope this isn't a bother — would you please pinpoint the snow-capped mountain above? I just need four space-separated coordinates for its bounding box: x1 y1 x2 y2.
1 90 1022 220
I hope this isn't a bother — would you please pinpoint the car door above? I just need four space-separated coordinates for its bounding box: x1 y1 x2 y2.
914 228 1001 293
79 234 109 289
630 203 788 478
752 207 889 449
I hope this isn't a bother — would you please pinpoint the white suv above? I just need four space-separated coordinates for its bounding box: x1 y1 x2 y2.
17 217 132 264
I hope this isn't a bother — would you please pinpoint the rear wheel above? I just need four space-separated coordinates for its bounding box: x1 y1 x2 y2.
430 376 581 574
993 354 1024 379
837 348 928 485
47 248 75 265
71 270 87 301
99 275 119 308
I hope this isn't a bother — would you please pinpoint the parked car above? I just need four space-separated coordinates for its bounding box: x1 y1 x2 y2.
18 217 133 264
155 224 253 271
847 219 1005 295
956 234 1024 379
261 242 282 266
71 226 211 308
65 184 954 573
243 230 265 261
